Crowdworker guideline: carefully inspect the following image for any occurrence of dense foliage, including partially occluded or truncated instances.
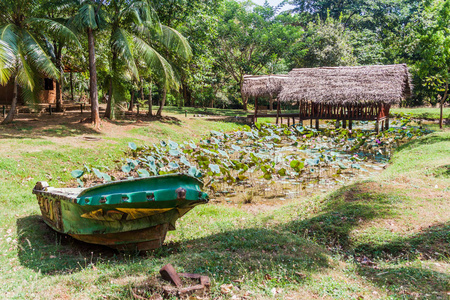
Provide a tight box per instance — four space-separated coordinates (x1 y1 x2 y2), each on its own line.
0 0 448 121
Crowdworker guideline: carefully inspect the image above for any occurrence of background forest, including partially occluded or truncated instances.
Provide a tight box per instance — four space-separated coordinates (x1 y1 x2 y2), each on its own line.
1 0 449 121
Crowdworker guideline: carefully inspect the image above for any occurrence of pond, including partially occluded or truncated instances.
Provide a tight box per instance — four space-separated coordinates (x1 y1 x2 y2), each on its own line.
72 117 431 203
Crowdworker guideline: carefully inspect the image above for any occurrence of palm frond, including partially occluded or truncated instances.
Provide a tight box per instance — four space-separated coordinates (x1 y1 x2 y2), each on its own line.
133 35 178 88
159 25 192 61
22 30 59 79
0 39 16 85
0 24 19 54
17 51 36 91
27 18 81 47
111 28 139 79
71 3 98 31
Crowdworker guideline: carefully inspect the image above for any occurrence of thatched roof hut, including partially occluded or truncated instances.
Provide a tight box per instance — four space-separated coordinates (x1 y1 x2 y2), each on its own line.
242 74 289 98
278 64 412 104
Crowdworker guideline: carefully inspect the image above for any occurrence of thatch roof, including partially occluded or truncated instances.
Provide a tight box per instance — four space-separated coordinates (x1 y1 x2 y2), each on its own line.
242 74 289 98
278 64 412 104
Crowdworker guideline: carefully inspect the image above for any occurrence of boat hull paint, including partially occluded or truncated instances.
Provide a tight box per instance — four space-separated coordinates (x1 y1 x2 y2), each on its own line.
34 174 208 250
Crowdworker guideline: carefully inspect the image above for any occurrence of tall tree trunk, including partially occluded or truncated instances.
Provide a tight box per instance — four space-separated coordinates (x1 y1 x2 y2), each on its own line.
156 85 166 116
54 46 63 112
87 27 100 127
70 70 74 102
104 79 113 119
105 52 117 119
2 77 18 124
140 77 144 105
129 89 134 111
440 82 448 129
269 97 274 110
148 79 152 116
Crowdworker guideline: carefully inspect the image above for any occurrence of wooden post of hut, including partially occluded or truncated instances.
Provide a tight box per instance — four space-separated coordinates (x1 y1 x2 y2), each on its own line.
276 100 280 125
385 104 390 130
253 97 258 124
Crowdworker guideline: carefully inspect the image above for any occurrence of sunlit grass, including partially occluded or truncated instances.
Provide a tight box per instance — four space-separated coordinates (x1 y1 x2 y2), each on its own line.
0 109 448 299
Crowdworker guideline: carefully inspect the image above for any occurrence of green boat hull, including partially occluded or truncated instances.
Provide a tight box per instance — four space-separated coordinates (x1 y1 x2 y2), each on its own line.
33 174 208 250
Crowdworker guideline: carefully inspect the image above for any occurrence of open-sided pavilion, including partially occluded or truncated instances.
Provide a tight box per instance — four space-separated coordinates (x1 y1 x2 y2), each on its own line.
243 64 413 132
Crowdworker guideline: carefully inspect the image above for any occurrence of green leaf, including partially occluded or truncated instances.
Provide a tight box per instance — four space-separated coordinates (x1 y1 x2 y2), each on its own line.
290 160 300 168
102 173 112 181
76 178 84 187
188 166 202 178
209 163 221 174
169 140 179 149
168 162 180 169
71 169 84 178
263 173 272 180
122 165 132 173
93 168 103 179
180 156 191 167
169 149 181 156
277 168 287 176
128 142 137 151
137 169 150 177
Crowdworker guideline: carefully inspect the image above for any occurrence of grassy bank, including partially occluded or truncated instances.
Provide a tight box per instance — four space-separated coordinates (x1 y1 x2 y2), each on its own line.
390 107 450 120
0 109 448 299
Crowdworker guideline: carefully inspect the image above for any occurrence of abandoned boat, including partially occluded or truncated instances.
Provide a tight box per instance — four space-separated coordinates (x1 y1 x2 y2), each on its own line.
32 174 209 251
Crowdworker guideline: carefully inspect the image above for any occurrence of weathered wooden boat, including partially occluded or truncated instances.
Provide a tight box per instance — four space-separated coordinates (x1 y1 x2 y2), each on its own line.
32 174 209 251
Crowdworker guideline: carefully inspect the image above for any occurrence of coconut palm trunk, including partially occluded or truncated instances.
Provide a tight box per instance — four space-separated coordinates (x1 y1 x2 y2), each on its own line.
156 85 166 116
2 77 18 124
148 78 152 116
104 79 113 119
55 48 63 112
440 82 448 129
87 27 100 127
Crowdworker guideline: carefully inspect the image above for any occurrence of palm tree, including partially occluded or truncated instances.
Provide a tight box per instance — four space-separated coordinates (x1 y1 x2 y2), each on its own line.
69 0 106 127
39 1 81 112
102 0 192 119
0 0 75 124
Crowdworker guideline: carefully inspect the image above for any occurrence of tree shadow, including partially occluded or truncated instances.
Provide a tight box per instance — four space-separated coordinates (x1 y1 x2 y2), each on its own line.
283 181 450 298
17 214 330 278
358 263 449 299
284 181 399 253
114 114 183 126
16 215 119 275
395 133 449 152
356 222 450 261
1 112 100 139
112 227 331 299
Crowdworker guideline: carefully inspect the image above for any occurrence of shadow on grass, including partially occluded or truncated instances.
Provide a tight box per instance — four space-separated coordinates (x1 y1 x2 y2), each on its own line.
17 214 330 279
114 227 331 299
16 215 118 275
0 113 100 139
285 181 399 253
286 181 450 259
395 132 450 152
356 222 450 260
357 264 450 298
111 114 183 126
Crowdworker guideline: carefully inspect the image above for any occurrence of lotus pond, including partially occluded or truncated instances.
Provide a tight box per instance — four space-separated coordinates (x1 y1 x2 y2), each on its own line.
70 117 431 203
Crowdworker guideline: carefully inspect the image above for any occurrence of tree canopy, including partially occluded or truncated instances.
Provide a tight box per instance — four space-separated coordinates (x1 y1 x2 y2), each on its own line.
0 0 447 120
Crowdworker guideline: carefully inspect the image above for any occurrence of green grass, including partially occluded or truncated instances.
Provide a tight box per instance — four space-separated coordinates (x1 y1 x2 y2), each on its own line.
391 107 450 119
0 110 449 299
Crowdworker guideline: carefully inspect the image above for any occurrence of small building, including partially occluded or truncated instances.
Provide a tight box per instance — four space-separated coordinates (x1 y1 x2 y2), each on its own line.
242 74 289 124
0 78 57 105
244 64 413 132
